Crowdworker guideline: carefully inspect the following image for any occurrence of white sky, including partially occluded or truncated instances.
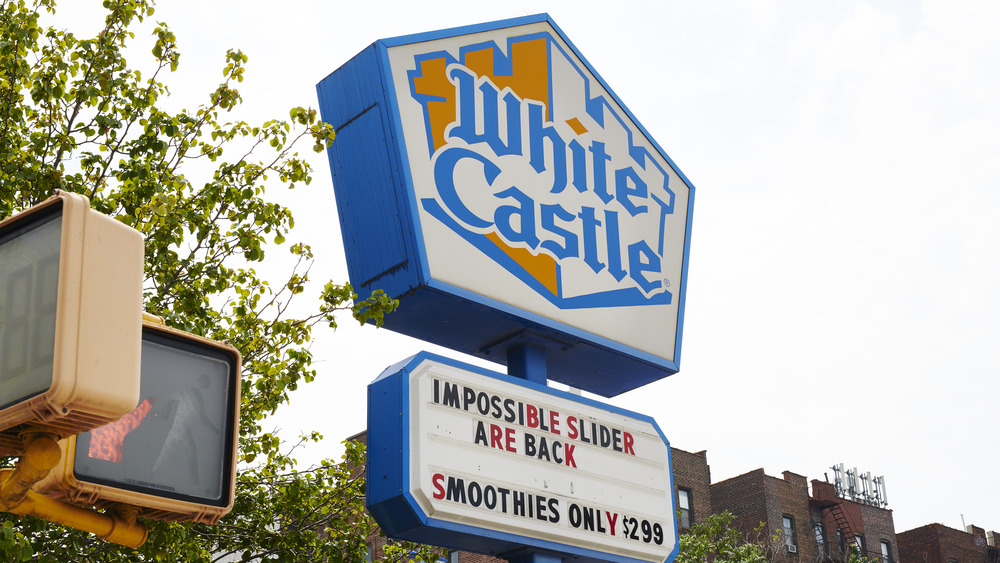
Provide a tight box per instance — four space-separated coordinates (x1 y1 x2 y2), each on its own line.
51 0 1000 538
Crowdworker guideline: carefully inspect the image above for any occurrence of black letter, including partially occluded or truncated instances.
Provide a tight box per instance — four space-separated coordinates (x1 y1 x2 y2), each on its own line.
498 487 511 513
468 481 482 507
513 491 526 517
583 506 595 531
600 425 612 448
446 477 467 504
535 495 548 521
463 387 476 411
474 421 488 447
442 382 461 408
484 485 497 509
569 503 582 528
477 392 490 415
504 399 516 422
537 436 550 462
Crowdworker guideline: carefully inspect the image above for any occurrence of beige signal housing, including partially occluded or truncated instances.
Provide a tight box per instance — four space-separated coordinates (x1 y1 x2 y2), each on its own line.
35 320 242 526
0 191 143 455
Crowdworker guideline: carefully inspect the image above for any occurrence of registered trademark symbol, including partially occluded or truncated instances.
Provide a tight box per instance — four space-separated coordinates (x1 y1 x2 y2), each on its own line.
663 278 671 288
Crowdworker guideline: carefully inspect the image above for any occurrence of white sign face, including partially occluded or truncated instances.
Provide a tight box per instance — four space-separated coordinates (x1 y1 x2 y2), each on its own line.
385 19 692 364
405 358 677 563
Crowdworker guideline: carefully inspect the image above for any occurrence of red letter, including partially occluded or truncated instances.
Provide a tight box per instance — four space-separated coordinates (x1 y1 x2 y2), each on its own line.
526 404 539 428
606 511 619 536
490 423 503 449
567 416 578 439
432 473 445 499
505 427 517 452
623 432 635 456
550 410 560 435
564 443 577 468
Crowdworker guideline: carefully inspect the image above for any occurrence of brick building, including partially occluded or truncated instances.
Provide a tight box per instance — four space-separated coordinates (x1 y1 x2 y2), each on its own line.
354 434 1000 563
705 465 896 563
809 478 897 563
670 448 712 531
896 523 1000 563
711 469 812 560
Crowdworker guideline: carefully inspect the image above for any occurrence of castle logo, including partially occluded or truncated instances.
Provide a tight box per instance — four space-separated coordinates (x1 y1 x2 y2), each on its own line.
402 31 682 310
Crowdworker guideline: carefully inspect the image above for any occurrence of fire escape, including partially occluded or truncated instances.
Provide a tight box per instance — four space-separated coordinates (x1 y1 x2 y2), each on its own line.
810 496 860 560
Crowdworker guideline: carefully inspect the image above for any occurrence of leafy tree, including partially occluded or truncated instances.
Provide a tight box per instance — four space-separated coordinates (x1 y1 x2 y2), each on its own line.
675 512 882 563
0 0 439 560
848 543 881 563
675 512 768 563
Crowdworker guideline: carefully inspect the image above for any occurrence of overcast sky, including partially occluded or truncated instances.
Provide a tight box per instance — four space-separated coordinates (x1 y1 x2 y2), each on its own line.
54 0 1000 537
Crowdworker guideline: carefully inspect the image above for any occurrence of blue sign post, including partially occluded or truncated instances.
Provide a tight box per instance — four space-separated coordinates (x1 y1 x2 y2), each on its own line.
507 346 561 563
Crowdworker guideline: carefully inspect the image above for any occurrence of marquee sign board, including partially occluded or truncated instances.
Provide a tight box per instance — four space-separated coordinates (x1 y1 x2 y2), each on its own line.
367 352 678 563
318 14 695 397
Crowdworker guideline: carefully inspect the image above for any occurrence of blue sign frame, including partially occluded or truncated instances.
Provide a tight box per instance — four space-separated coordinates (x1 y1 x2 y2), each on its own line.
317 14 696 397
367 351 679 563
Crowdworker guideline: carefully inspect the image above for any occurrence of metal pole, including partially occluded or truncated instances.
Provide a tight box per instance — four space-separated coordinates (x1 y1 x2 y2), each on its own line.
4 487 148 548
0 434 148 548
506 343 562 563
507 343 547 385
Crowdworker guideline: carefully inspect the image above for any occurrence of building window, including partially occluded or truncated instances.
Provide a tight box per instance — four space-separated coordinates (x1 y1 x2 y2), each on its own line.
814 521 828 557
880 540 892 563
677 488 693 529
855 534 867 557
783 515 797 553
837 529 846 554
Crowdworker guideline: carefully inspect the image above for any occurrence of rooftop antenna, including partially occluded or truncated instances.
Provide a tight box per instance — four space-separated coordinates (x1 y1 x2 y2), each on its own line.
847 467 859 502
831 464 846 498
874 475 888 507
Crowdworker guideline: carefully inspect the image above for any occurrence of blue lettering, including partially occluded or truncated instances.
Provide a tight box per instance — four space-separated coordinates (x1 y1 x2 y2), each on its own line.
588 141 613 204
628 240 662 294
433 147 499 229
615 167 648 217
449 67 521 155
528 102 567 194
425 62 676 298
479 82 522 156
449 67 481 145
494 187 540 249
540 204 579 260
604 210 626 282
578 206 605 274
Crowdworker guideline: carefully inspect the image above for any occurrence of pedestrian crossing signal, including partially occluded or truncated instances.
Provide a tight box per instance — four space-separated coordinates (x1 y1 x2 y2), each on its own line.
36 318 241 524
0 191 143 455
